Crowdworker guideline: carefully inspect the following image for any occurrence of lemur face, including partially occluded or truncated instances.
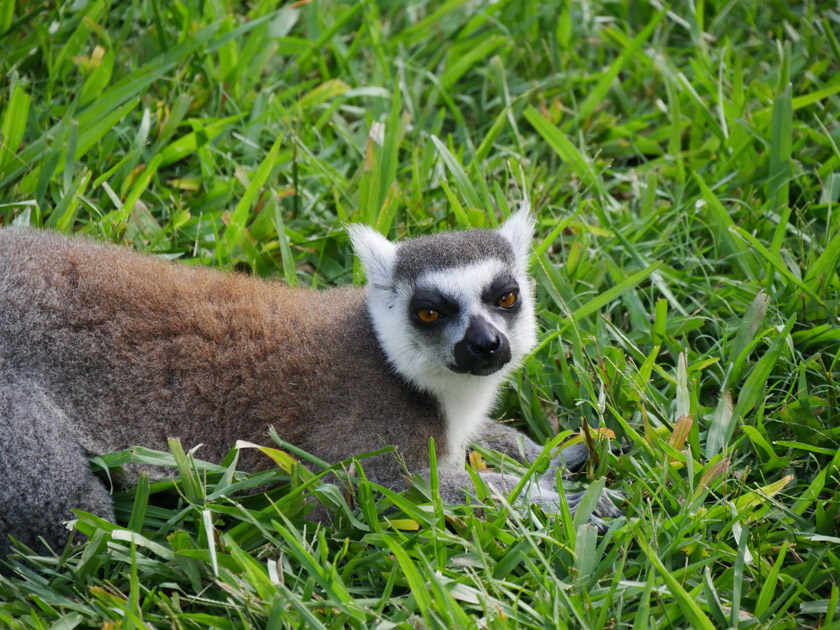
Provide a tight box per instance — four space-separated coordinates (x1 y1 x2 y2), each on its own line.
407 261 520 376
348 207 538 394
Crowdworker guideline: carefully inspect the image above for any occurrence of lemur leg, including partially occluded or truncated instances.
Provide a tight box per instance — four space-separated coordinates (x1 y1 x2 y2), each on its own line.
472 422 592 473
0 372 114 565
421 467 622 522
469 422 623 521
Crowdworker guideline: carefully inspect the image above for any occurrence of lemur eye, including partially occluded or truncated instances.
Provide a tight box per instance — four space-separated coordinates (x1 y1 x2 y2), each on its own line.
497 292 517 308
416 309 440 323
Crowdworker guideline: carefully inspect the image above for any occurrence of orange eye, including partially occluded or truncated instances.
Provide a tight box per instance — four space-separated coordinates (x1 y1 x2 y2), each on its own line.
497 292 517 308
417 309 440 323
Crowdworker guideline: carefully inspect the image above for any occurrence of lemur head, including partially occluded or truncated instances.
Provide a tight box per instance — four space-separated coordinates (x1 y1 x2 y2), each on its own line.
347 207 538 396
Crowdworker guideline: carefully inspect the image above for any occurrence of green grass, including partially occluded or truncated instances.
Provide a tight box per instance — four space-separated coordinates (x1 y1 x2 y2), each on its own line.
1 0 840 627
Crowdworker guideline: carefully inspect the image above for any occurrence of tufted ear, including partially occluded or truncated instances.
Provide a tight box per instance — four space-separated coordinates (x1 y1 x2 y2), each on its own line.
346 223 397 288
497 202 535 269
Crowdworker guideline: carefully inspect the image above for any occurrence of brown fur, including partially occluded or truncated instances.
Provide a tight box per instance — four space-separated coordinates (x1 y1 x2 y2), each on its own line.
0 228 444 481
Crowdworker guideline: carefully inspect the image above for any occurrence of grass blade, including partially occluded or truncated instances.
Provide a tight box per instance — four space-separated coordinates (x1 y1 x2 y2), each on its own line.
736 312 796 421
441 35 507 90
0 78 30 178
549 254 662 327
564 8 665 132
730 225 824 305
705 390 733 460
271 195 297 287
804 227 840 294
224 133 283 261
636 534 716 630
693 171 759 280
0 0 13 35
431 134 481 210
767 83 792 254
524 106 604 195
724 290 769 388
755 541 788 618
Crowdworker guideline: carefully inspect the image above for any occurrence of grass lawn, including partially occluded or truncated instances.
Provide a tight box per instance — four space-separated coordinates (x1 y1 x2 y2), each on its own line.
1 0 839 627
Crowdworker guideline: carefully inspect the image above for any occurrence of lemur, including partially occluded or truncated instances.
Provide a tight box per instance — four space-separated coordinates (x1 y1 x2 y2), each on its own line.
0 208 620 562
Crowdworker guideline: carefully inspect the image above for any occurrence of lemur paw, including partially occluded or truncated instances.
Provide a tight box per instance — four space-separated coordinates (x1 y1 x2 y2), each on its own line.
565 487 624 520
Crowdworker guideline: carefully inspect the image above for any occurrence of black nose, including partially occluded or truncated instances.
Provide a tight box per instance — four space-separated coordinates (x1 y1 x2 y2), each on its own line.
452 316 511 375
468 333 501 355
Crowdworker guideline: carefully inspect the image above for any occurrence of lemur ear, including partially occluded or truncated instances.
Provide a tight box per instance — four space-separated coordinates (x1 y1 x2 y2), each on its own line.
346 223 397 287
498 202 535 268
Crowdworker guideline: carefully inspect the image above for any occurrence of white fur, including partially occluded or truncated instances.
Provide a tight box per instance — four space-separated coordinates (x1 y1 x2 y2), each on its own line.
349 211 537 468
498 203 535 275
346 224 396 288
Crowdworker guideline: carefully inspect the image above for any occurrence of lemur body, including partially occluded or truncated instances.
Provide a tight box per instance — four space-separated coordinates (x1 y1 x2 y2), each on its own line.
0 210 619 562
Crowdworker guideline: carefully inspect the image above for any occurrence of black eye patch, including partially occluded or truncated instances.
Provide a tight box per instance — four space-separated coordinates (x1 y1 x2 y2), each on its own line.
481 273 520 306
409 286 459 327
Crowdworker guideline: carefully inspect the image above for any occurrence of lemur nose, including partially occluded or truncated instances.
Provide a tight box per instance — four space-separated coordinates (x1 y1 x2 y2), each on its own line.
452 316 512 375
468 333 501 356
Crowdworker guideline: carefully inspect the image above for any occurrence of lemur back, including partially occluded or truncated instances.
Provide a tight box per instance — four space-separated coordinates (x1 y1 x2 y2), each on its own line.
0 228 443 477
0 211 621 566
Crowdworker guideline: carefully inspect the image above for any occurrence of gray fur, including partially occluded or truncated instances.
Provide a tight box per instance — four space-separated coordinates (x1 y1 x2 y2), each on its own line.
0 220 619 565
393 230 514 282
0 371 115 560
475 422 593 473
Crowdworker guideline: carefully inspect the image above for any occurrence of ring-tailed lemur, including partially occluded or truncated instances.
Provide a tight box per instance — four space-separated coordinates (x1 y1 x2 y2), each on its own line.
0 208 620 563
